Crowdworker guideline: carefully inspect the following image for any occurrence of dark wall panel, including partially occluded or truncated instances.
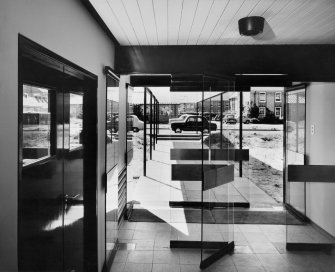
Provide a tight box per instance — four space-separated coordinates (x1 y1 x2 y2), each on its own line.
115 45 335 82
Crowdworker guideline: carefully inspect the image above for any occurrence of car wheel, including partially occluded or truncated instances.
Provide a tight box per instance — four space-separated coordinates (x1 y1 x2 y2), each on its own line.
175 128 182 133
203 128 209 134
245 120 250 124
133 127 139 132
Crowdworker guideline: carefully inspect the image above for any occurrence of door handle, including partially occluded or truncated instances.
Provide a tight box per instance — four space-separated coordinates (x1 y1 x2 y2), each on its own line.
64 194 80 202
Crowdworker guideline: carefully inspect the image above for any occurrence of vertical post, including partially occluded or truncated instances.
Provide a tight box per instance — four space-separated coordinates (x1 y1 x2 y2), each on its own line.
153 99 156 150
150 94 153 160
220 93 223 149
239 91 243 177
156 100 158 143
144 89 147 176
157 102 159 141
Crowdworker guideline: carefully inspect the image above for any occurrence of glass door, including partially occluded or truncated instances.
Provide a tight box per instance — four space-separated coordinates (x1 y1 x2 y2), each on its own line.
18 36 98 272
200 75 235 269
285 86 306 215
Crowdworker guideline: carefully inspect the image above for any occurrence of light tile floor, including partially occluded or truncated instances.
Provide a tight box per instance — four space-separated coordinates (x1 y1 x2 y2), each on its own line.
111 222 335 272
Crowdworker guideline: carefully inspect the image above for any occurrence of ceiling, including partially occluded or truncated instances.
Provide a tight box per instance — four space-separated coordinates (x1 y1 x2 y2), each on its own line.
89 0 335 46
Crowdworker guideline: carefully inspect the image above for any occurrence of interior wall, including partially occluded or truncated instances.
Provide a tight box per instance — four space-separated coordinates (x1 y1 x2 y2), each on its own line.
306 82 335 237
0 0 115 271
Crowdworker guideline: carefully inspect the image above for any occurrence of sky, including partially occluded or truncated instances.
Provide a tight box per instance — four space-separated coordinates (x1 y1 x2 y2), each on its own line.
133 87 223 104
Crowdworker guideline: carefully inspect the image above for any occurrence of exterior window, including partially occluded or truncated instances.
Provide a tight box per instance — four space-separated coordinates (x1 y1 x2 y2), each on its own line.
259 92 266 102
69 93 83 150
259 107 266 117
275 92 282 102
275 107 282 118
22 84 53 166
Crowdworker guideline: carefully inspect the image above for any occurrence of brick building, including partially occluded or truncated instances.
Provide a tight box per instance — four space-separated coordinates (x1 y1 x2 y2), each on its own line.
250 87 284 119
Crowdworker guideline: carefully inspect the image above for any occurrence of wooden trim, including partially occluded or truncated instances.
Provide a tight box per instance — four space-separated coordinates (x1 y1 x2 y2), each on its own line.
169 201 250 209
170 241 228 249
171 164 227 181
170 148 249 161
288 165 335 183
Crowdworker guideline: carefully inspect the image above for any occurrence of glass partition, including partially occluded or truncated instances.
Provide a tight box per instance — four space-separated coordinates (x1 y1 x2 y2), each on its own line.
200 75 235 269
285 88 306 215
105 73 119 265
285 85 335 250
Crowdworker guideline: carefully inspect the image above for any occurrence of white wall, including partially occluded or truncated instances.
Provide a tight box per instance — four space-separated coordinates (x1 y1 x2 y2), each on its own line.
306 82 335 237
0 0 115 270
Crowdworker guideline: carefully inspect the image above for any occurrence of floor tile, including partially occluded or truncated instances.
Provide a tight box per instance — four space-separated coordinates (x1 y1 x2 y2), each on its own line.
153 250 180 264
233 245 253 254
235 266 265 272
249 243 279 254
110 262 125 272
179 249 201 265
118 230 135 240
232 254 262 267
123 263 152 272
134 239 155 250
180 264 202 272
256 253 289 267
152 264 181 272
114 251 128 263
127 250 153 264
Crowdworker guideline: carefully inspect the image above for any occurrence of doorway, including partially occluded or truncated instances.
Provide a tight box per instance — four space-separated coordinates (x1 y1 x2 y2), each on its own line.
18 36 98 271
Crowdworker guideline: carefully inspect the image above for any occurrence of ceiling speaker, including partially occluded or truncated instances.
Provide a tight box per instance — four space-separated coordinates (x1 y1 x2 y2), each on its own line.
238 16 265 36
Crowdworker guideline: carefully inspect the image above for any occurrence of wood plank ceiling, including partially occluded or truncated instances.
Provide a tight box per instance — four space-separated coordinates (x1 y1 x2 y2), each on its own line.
89 0 335 45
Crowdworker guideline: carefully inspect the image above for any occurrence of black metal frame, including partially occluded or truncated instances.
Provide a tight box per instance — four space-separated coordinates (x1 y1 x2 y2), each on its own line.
143 88 159 176
283 84 307 218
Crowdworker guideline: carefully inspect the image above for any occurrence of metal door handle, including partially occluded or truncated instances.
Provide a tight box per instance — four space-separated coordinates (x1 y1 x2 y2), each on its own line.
64 194 80 202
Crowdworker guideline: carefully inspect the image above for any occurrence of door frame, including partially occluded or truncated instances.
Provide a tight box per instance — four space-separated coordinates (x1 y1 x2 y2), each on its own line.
283 83 308 221
104 66 120 272
18 34 98 271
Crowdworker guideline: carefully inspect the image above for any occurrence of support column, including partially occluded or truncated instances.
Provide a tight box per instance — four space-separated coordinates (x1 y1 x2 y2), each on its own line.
144 89 147 176
150 94 153 160
239 91 243 177
220 93 223 149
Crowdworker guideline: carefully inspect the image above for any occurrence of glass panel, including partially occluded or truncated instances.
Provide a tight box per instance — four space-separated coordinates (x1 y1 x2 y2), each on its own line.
127 88 144 212
285 89 305 214
69 93 83 150
201 76 235 268
106 76 119 172
20 83 62 271
105 74 119 263
22 84 52 165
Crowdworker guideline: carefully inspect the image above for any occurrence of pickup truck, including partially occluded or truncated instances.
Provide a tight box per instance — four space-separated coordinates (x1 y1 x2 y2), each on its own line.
170 115 217 133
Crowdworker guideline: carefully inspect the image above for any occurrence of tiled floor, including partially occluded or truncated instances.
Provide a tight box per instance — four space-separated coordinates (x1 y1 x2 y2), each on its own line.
110 222 335 272
122 141 335 271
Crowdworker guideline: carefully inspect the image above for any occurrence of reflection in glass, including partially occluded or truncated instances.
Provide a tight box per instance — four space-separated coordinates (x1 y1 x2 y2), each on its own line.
286 89 305 214
69 93 83 150
106 77 119 172
23 84 51 165
105 74 119 265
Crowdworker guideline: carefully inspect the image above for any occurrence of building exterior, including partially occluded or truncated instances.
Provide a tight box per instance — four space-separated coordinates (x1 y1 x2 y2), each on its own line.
250 88 284 119
178 102 196 114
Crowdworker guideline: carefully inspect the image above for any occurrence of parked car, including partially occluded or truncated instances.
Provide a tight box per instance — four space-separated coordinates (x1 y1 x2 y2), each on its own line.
235 116 253 124
170 115 217 133
107 114 144 132
223 114 237 124
169 114 190 124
